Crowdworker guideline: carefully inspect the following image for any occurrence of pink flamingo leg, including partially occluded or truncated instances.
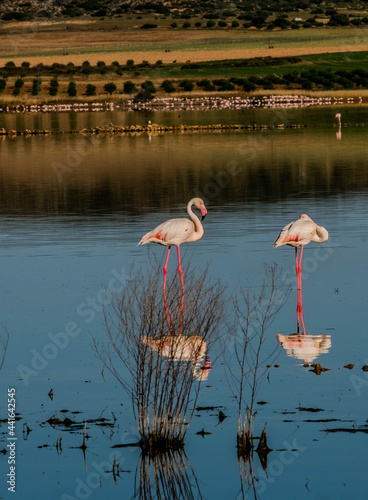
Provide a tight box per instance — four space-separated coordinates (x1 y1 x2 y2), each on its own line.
298 246 303 291
163 246 173 332
295 247 305 334
297 286 306 334
177 246 185 334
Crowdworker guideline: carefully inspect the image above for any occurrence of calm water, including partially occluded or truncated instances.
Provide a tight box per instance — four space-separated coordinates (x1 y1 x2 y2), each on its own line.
1 106 368 500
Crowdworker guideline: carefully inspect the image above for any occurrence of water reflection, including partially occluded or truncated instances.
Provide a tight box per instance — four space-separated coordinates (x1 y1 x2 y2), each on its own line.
133 450 202 500
277 333 331 363
1 117 368 216
142 334 211 381
276 293 331 363
0 328 9 370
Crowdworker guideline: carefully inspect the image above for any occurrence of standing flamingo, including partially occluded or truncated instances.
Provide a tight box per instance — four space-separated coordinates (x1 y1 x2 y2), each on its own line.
138 197 207 298
274 214 328 333
335 113 342 139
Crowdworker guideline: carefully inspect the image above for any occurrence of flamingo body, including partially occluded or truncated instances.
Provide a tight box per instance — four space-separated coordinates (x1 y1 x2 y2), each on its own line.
139 218 196 247
138 198 208 323
274 214 328 248
274 214 328 334
138 197 207 248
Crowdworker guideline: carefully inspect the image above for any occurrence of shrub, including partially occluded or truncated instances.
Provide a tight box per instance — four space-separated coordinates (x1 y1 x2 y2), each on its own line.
5 61 16 68
123 81 137 94
67 81 77 96
203 12 219 19
161 80 175 93
179 80 194 91
141 23 158 29
31 78 41 95
213 78 235 91
0 79 6 92
170 22 177 28
134 89 153 101
104 82 117 94
183 22 190 28
328 13 349 26
141 80 156 93
126 59 135 67
218 20 227 27
81 60 91 75
195 21 202 27
231 20 239 27
49 78 59 96
206 20 215 28
67 62 76 75
242 79 256 92
97 60 107 74
197 80 215 91
85 84 96 96
13 78 24 95
21 61 30 68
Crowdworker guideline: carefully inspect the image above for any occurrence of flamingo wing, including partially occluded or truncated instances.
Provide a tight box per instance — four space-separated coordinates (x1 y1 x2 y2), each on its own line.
139 218 195 247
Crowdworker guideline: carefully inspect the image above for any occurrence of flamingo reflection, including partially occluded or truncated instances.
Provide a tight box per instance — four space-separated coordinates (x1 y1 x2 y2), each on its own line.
142 334 211 381
276 290 331 363
276 332 331 363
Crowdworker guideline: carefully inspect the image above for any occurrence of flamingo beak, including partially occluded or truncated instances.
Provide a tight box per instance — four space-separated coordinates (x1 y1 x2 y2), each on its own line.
201 205 207 221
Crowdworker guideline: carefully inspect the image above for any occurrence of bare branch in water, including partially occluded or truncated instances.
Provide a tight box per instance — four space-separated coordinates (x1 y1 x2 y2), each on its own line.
221 263 290 440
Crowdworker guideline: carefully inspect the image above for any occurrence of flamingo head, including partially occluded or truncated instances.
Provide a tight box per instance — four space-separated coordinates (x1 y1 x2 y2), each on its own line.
195 198 207 220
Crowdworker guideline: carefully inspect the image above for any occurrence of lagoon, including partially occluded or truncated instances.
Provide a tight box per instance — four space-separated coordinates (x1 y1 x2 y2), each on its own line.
0 104 368 499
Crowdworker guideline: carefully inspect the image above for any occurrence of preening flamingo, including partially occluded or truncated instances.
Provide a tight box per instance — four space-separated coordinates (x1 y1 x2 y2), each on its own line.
138 197 207 293
274 214 328 333
274 214 328 285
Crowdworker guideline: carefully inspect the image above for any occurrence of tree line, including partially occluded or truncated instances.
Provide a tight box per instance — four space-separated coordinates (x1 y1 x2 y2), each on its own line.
1 68 368 98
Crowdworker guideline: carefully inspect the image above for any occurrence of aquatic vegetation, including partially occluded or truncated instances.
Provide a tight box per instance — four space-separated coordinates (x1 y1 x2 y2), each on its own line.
222 264 290 453
94 262 226 453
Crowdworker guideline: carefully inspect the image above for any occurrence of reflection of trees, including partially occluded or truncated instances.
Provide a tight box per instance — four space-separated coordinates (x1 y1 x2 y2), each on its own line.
94 263 225 452
0 327 9 370
1 133 368 215
133 450 202 500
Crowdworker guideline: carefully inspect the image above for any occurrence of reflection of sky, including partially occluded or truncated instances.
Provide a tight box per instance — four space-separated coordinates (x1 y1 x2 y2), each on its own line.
1 116 368 499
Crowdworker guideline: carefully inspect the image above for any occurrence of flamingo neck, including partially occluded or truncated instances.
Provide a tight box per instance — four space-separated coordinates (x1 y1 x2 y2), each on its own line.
186 201 204 241
313 225 329 243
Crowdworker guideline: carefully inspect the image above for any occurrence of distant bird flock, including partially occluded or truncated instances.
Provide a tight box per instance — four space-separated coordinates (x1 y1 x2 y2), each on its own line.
0 95 363 114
